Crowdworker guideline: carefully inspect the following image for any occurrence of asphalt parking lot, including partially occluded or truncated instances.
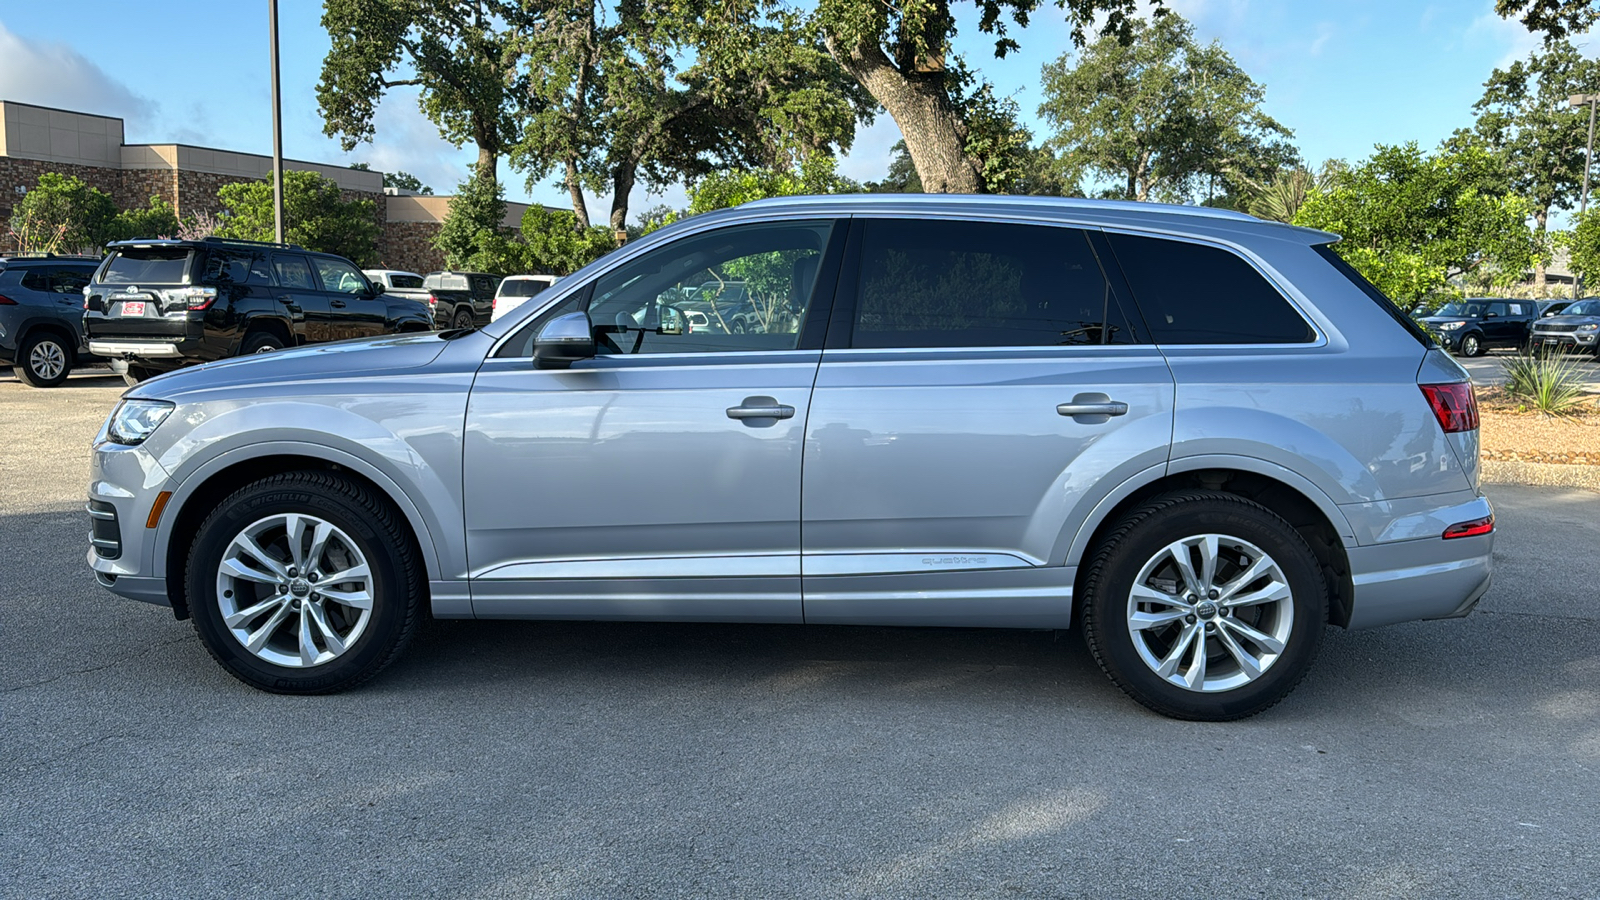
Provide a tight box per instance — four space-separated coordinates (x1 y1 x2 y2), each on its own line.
3 373 1599 898
1458 349 1600 391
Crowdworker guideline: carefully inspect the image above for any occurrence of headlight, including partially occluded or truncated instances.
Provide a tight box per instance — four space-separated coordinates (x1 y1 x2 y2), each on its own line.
1577 323 1598 332
106 399 175 446
1437 321 1465 331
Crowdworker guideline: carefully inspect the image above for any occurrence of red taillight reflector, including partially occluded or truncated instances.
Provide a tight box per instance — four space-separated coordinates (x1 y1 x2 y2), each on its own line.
1420 382 1479 433
427 294 439 307
1443 514 1494 539
0 294 15 305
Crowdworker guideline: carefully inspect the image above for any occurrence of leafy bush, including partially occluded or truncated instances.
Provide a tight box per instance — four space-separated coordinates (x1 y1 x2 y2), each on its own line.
1502 348 1593 414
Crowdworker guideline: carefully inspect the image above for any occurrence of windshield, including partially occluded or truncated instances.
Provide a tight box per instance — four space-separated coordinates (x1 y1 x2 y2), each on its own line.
1561 299 1600 316
101 248 191 284
1434 302 1486 318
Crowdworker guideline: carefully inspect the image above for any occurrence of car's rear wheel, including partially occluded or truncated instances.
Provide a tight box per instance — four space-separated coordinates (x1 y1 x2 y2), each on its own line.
1459 332 1483 357
1080 491 1328 721
186 471 424 694
242 332 285 354
451 309 475 330
13 332 71 387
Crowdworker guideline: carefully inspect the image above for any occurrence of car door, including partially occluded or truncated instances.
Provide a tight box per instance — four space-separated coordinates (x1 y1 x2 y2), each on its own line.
462 219 844 621
270 253 324 344
43 266 93 348
800 217 1175 628
311 256 387 340
1481 301 1511 348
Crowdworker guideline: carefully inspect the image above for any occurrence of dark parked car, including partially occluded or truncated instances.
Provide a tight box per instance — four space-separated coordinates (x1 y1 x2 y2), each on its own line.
84 237 433 384
422 271 500 330
0 253 102 386
1530 297 1600 355
1419 298 1537 357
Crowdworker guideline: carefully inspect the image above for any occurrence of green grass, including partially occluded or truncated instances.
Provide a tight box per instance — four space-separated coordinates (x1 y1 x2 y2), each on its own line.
1502 348 1593 415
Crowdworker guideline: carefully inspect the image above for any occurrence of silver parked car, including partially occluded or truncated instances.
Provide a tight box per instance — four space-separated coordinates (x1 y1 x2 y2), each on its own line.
87 196 1493 720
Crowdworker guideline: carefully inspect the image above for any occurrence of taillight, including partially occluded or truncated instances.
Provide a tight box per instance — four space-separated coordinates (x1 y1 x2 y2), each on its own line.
1419 382 1478 433
1443 514 1494 539
427 293 439 307
159 286 217 311
0 294 15 306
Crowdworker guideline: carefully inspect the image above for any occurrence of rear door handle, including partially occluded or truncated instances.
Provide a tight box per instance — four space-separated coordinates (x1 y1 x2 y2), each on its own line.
1057 393 1128 423
726 396 795 421
331 299 347 308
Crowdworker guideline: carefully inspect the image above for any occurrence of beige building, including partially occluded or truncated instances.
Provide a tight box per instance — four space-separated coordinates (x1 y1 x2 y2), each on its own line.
0 99 529 273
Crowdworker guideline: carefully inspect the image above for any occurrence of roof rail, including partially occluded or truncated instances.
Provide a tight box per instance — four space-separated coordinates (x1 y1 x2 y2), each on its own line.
739 193 1263 223
0 251 102 260
200 236 306 251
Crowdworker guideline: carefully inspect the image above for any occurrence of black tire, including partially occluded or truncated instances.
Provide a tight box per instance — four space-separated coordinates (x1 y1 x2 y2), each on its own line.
1459 332 1483 357
1080 491 1328 721
451 309 475 330
185 470 424 694
12 331 72 387
241 331 285 354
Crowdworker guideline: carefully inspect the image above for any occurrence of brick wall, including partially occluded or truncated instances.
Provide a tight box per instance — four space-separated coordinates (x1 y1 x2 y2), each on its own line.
0 157 128 251
380 220 446 274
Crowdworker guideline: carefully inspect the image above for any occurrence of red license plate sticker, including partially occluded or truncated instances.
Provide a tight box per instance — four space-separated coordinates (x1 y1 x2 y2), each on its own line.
121 301 145 316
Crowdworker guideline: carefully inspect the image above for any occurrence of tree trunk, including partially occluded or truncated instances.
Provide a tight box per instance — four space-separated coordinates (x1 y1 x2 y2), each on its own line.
1534 207 1548 293
824 37 981 194
609 162 635 235
475 145 497 187
566 158 591 231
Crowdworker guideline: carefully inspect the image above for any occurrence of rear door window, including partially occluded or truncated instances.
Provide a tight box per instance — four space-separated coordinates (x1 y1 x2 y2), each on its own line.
848 218 1138 348
1106 233 1315 344
100 248 192 285
273 255 317 290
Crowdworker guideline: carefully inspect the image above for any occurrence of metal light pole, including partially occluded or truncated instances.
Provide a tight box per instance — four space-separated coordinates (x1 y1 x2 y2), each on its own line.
1569 93 1598 299
269 0 285 245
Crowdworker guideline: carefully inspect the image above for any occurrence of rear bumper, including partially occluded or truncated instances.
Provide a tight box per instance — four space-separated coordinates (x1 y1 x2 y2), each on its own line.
1344 530 1494 629
88 340 184 358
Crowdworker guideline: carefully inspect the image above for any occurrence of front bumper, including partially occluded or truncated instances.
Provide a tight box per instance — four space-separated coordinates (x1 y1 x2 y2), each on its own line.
87 439 176 609
1530 331 1598 350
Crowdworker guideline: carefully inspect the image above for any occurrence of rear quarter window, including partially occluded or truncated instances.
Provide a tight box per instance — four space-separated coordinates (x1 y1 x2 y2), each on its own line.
1106 232 1315 344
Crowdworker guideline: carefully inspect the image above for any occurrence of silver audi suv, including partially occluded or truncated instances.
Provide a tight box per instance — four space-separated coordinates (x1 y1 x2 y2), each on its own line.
87 196 1493 720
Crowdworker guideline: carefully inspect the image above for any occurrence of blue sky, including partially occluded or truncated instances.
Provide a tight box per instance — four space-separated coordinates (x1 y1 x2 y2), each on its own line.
0 0 1587 221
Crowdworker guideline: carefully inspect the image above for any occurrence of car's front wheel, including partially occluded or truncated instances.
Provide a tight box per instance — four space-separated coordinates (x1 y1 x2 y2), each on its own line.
186 471 424 693
1459 332 1483 357
13 332 71 387
1080 491 1328 721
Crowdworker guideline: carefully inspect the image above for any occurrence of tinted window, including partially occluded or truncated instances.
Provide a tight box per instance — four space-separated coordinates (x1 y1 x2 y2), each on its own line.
21 269 50 291
588 221 833 354
313 257 367 294
850 219 1137 348
1107 233 1315 344
273 255 316 290
52 267 92 293
390 274 424 290
502 279 548 298
101 248 191 284
199 250 270 286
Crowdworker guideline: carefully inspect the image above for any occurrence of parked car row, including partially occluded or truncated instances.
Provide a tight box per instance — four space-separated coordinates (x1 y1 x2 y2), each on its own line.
2 240 570 388
1414 296 1600 357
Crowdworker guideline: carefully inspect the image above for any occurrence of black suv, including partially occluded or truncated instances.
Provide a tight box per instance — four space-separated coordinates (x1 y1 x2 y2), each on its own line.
84 238 434 384
1418 297 1537 357
0 254 102 387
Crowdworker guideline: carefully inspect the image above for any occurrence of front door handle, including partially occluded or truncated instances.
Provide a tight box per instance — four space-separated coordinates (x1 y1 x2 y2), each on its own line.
727 396 795 421
1057 393 1129 424
331 299 347 308
278 295 295 305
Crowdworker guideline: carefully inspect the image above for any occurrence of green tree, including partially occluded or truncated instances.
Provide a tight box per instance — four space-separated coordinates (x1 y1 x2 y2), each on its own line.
1037 12 1296 204
511 1 871 232
7 172 116 253
808 0 1151 193
351 163 435 194
863 140 923 192
1562 207 1600 285
433 171 514 271
106 197 182 242
317 0 527 184
214 171 381 265
519 205 616 274
1497 0 1598 42
1293 143 1538 306
1463 38 1600 290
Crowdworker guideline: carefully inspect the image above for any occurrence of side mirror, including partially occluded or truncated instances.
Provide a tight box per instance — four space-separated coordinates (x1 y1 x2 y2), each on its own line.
369 281 386 297
658 305 685 335
1485 311 1498 318
533 311 595 369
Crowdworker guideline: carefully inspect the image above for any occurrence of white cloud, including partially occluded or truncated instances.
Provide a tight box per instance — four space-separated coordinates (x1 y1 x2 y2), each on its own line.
333 94 474 196
0 21 155 122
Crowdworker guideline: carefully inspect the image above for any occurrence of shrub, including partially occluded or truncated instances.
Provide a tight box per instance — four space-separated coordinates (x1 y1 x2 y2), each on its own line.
1502 348 1593 414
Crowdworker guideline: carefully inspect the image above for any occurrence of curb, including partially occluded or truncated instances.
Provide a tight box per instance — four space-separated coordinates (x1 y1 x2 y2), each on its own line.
1482 459 1600 492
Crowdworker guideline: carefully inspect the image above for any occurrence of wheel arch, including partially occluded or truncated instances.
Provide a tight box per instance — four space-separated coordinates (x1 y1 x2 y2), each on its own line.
14 317 79 354
1066 458 1356 628
156 444 443 620
235 315 294 353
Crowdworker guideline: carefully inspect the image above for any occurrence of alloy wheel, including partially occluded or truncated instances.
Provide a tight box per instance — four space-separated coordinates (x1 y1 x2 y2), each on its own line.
214 513 374 668
29 339 66 381
1125 533 1294 693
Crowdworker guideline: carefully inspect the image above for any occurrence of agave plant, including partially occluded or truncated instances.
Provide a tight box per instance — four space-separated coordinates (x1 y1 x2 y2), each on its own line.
1502 348 1594 415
